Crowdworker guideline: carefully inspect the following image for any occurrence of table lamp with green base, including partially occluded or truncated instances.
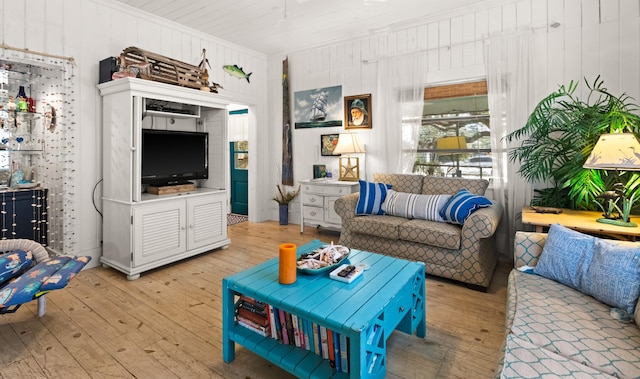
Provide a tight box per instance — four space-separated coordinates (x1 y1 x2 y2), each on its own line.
583 133 640 227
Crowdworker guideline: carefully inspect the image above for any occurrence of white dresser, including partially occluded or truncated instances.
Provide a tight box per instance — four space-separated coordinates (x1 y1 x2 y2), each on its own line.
299 180 359 233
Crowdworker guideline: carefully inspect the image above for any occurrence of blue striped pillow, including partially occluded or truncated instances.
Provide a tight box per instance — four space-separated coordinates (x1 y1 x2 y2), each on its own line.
382 190 451 222
356 180 392 215
439 189 492 224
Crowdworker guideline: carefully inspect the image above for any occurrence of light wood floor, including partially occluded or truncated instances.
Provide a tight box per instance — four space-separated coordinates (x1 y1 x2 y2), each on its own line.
0 221 510 379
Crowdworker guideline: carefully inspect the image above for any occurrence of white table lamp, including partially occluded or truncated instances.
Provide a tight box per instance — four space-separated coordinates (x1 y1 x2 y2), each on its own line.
333 132 365 181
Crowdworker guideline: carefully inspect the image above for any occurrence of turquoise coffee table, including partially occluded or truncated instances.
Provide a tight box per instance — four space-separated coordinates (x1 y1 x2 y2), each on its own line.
222 240 426 379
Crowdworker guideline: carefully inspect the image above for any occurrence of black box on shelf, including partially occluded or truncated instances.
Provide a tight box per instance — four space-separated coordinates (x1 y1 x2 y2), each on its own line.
99 57 118 84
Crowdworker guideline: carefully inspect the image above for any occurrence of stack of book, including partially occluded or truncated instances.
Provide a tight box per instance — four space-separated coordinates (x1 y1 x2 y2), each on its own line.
235 295 270 337
234 294 350 374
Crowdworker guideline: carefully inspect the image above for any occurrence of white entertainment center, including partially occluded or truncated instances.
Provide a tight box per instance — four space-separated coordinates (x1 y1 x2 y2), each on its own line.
98 78 231 280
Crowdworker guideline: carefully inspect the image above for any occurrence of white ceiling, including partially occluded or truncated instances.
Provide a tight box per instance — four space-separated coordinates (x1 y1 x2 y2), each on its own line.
113 0 491 55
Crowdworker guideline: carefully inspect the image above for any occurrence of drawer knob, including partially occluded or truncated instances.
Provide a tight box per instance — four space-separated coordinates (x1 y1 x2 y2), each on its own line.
310 211 317 216
310 198 317 203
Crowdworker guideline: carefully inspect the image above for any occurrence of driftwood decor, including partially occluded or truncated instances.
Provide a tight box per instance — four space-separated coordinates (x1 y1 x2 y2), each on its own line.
119 46 208 90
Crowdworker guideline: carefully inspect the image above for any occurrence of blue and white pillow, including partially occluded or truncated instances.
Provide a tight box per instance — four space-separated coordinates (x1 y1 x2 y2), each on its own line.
356 180 392 215
382 190 451 222
534 223 596 290
583 239 640 315
439 189 492 225
0 250 33 286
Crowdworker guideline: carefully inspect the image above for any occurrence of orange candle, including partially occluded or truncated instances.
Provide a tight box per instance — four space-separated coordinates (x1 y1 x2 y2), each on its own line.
279 243 297 285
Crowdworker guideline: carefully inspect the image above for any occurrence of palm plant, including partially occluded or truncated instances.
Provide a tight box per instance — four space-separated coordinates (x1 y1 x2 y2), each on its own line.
506 77 640 211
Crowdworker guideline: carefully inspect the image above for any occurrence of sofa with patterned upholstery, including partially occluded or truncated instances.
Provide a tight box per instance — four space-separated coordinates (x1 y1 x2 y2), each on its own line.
498 228 640 378
334 173 503 290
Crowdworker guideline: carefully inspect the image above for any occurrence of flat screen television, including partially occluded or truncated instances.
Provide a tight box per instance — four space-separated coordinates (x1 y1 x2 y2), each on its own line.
141 129 208 186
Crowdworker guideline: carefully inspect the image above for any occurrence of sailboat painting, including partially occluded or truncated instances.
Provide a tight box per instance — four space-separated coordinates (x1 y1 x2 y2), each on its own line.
294 85 343 129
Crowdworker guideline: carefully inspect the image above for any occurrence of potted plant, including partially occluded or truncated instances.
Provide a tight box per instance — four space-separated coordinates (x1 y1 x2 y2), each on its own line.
273 183 300 225
506 77 640 211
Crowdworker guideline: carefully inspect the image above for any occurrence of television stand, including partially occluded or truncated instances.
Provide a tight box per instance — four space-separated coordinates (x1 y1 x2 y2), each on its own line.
147 182 196 195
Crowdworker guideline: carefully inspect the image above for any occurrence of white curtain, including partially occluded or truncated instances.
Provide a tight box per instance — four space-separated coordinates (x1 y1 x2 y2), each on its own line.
228 112 248 142
485 30 537 260
373 52 426 175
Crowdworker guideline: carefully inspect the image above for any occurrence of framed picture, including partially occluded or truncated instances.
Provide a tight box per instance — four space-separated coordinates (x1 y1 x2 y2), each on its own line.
294 85 343 129
320 134 339 156
344 94 372 129
313 164 327 179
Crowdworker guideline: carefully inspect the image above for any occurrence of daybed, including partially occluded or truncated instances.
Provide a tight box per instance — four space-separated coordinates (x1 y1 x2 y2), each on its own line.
498 227 640 378
334 173 502 290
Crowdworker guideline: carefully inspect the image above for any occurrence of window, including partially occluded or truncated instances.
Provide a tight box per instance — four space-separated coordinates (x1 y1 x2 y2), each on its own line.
414 81 491 179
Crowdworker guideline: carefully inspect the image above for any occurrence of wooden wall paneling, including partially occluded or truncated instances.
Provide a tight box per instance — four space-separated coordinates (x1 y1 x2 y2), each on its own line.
531 0 548 28
488 6 503 35
43 0 65 55
439 19 451 70
546 29 566 92
580 25 600 98
211 43 226 89
320 46 331 83
475 9 490 37
620 0 640 20
599 20 621 95
564 0 582 28
515 0 532 29
450 16 464 68
546 0 565 28
376 33 389 61
462 13 476 43
501 2 518 32
474 10 490 66
0 1 4 44
388 30 401 56
564 0 583 84
619 14 640 102
25 0 46 54
406 26 419 52
331 44 343 87
582 0 601 26
461 14 477 67
138 18 162 55
416 24 429 51
223 45 239 91
105 5 129 55
601 0 620 23
530 32 547 103
93 3 117 59
563 26 583 87
427 22 440 72
360 41 377 93
3 1 26 48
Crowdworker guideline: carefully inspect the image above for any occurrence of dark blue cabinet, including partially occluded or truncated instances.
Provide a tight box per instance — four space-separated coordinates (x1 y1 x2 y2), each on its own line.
0 188 47 245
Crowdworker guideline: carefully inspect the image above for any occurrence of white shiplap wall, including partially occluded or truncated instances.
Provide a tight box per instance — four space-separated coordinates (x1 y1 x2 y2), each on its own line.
0 0 268 267
1 0 639 261
268 0 640 225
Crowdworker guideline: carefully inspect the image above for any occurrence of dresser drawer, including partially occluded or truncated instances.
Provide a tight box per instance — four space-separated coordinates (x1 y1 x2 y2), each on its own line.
302 205 324 221
382 281 412 337
301 193 323 206
302 183 355 196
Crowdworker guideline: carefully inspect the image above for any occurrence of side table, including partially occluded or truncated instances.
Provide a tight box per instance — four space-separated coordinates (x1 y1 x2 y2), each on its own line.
521 206 640 241
299 180 359 233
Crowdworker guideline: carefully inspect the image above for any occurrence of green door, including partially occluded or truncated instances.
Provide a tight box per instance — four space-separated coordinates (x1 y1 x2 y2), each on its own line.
230 140 248 215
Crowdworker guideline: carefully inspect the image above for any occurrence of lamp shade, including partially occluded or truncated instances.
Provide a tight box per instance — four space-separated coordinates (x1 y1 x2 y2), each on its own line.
583 133 640 170
333 132 366 155
436 136 467 154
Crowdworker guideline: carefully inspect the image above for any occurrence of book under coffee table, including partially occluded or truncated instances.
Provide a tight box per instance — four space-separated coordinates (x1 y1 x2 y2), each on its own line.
222 239 426 379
